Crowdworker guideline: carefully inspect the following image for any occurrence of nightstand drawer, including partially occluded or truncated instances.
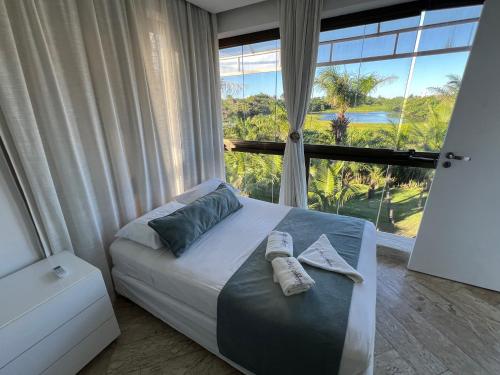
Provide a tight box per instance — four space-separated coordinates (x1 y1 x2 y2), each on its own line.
0 270 106 368
0 295 114 375
41 317 120 375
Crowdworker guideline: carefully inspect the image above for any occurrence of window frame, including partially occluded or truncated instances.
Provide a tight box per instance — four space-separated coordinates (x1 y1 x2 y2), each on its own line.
219 0 483 169
219 0 484 48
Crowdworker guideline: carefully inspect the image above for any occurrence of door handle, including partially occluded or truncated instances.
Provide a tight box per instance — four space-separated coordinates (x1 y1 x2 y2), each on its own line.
446 152 471 161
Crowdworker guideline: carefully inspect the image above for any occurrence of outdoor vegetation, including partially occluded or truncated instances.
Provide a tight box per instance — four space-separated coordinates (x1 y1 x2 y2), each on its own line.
222 70 461 238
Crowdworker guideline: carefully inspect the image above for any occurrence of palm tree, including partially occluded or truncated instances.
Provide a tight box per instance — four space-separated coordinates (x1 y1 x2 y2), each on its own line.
429 74 462 98
409 103 448 152
365 164 386 199
308 160 343 212
314 67 393 144
224 151 282 203
409 74 462 153
308 160 364 212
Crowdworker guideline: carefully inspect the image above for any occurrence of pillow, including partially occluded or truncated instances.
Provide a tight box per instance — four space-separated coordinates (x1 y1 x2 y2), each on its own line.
174 178 239 204
115 201 185 249
148 184 243 257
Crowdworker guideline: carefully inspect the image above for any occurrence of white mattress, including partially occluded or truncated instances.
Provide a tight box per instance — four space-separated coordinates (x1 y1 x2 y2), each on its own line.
110 197 376 375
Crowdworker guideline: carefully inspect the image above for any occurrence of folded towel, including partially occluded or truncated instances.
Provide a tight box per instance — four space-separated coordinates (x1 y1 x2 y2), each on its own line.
298 234 364 283
265 231 293 261
271 257 315 296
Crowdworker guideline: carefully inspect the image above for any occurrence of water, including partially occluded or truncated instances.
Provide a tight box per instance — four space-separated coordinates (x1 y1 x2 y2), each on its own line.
319 111 400 124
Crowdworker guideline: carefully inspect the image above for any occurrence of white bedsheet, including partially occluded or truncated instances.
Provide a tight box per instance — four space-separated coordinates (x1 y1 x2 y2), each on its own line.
110 196 376 375
110 197 291 318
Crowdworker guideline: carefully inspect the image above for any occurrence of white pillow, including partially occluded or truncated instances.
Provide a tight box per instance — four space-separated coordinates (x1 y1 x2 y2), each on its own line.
174 178 238 204
116 200 185 249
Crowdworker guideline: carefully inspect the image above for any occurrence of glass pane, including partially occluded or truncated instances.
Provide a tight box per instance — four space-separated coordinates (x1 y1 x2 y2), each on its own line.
220 40 287 142
242 49 279 75
399 52 470 151
418 23 478 52
380 16 421 32
396 31 418 54
220 56 241 76
320 23 378 42
360 34 397 58
307 56 413 148
376 166 435 238
225 152 282 203
219 46 243 59
331 39 365 62
317 44 331 63
423 5 482 25
220 44 245 141
243 40 280 54
307 63 362 147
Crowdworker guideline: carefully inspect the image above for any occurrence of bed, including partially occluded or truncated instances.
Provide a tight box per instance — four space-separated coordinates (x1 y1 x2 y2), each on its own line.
110 195 377 375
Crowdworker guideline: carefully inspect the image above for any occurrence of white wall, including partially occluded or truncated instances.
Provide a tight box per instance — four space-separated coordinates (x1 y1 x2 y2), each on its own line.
0 148 42 278
217 0 413 38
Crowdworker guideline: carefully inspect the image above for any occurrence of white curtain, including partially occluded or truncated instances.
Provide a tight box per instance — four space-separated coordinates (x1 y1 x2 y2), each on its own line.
278 0 322 208
0 0 224 293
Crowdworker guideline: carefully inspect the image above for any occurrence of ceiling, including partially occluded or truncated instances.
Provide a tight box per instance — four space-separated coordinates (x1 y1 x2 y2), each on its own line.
188 0 267 14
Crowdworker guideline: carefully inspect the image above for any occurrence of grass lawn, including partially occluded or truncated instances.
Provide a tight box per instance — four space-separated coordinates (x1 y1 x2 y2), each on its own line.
305 113 396 133
242 179 426 238
311 185 427 238
339 186 427 238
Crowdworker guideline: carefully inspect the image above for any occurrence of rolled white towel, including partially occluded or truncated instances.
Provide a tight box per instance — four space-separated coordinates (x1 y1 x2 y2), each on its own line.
265 231 293 261
298 234 364 283
271 257 315 296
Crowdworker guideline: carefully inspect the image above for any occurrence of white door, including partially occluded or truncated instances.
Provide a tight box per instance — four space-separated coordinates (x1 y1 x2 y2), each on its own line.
408 0 500 292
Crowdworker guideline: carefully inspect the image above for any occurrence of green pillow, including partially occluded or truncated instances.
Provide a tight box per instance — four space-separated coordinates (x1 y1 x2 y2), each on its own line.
148 184 243 257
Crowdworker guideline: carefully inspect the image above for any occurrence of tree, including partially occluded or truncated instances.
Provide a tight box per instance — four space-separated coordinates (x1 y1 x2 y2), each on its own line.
314 67 393 144
429 74 462 98
366 164 386 199
225 151 282 203
405 75 462 152
308 97 332 112
308 159 365 212
409 104 448 152
221 80 243 98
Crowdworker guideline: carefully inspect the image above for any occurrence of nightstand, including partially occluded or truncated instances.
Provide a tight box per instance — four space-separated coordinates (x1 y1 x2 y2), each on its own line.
0 251 120 374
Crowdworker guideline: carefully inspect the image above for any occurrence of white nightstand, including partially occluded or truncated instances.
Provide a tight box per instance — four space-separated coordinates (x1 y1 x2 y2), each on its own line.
0 251 120 375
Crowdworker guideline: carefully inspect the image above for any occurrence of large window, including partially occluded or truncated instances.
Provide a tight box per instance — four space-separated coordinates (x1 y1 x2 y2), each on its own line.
220 40 285 203
219 3 482 239
220 40 286 143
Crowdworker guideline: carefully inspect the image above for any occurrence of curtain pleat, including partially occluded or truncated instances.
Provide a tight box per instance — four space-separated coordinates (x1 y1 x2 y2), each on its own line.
0 0 224 294
278 0 322 208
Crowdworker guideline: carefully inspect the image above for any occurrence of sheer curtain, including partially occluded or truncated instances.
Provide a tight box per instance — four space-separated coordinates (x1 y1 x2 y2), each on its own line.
0 0 224 293
278 0 322 208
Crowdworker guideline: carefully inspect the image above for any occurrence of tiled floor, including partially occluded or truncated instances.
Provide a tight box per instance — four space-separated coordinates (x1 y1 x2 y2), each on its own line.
80 247 500 374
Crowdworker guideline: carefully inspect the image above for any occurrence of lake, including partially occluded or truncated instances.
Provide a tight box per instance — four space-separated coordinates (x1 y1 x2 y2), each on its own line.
319 111 400 124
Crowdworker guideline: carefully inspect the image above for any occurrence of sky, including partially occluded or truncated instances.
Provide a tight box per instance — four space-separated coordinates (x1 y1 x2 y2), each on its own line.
220 5 481 100
222 52 471 99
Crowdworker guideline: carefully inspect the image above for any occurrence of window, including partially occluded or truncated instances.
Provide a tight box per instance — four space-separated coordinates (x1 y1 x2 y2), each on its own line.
219 3 482 240
220 40 286 143
220 40 285 201
306 5 481 150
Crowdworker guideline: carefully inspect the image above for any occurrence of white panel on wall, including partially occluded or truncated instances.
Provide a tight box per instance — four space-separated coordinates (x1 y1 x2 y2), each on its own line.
0 148 42 278
216 0 413 38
